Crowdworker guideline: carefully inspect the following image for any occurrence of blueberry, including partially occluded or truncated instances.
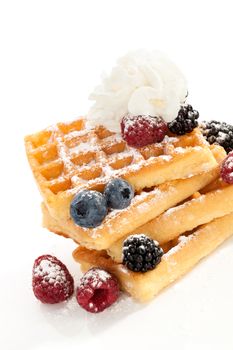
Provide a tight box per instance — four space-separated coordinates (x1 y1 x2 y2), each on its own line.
70 190 107 228
104 178 134 209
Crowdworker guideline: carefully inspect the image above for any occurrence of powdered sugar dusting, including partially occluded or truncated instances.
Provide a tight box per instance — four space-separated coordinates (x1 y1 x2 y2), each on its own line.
163 194 205 219
174 145 202 154
164 234 195 261
162 134 179 144
127 233 148 239
56 136 74 173
225 155 233 169
81 268 111 288
218 131 229 143
64 129 89 140
159 155 172 161
173 146 186 154
34 258 66 285
70 142 96 154
80 269 112 312
123 115 160 133
221 152 233 183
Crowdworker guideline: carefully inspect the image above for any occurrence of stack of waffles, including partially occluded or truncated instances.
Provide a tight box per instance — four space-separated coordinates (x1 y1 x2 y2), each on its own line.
25 118 233 302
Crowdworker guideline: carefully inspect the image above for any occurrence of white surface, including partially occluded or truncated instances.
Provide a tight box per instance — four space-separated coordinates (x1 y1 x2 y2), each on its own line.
1 1 233 349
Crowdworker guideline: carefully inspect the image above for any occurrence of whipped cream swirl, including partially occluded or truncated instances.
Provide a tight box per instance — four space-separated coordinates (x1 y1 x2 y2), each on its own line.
87 50 187 133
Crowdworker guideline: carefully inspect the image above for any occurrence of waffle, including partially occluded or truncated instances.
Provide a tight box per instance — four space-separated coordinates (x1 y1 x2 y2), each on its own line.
73 212 233 302
25 117 233 304
42 166 220 250
108 181 233 262
71 147 233 302
40 142 222 250
25 119 217 226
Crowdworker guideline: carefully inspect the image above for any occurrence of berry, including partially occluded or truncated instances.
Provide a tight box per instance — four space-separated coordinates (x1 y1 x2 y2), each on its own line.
123 234 163 273
32 255 74 304
200 120 233 153
168 104 199 135
121 115 168 148
104 178 134 209
70 190 108 228
221 151 233 184
76 268 120 313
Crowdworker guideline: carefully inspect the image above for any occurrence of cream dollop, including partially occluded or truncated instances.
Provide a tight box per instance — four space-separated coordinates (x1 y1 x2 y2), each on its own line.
87 50 187 132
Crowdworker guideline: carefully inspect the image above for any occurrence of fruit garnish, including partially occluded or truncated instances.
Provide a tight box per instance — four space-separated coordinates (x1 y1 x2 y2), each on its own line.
70 190 108 228
104 178 134 210
32 255 74 304
168 104 199 135
123 234 163 272
76 268 120 313
221 151 233 184
121 115 168 148
200 120 233 153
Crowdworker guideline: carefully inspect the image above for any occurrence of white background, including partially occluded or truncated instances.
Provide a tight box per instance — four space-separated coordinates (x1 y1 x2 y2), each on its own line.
1 1 233 349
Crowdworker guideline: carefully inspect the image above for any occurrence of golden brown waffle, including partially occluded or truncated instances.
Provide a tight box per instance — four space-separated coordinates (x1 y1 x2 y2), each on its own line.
26 117 232 304
25 119 217 224
73 212 233 302
42 167 220 250
107 182 233 262
72 149 233 302
41 143 223 250
42 142 233 303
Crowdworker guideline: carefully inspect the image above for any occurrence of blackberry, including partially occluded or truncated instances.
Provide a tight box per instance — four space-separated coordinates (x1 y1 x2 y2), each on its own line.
122 234 163 273
168 104 199 135
200 120 233 153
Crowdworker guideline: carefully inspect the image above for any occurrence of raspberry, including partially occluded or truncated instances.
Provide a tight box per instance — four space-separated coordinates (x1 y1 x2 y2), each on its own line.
123 234 163 272
221 151 233 184
76 268 120 313
32 255 74 304
121 115 168 148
